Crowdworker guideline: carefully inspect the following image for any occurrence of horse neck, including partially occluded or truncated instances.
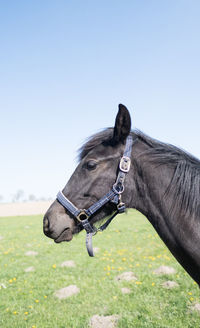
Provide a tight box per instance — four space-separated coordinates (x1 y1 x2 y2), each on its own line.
129 142 174 222
129 140 200 284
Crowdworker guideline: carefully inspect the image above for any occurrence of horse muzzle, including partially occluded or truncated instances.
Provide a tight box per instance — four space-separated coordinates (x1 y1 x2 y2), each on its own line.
43 200 74 243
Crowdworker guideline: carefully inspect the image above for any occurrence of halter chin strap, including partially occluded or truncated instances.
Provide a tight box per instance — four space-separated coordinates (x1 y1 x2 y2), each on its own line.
57 134 134 257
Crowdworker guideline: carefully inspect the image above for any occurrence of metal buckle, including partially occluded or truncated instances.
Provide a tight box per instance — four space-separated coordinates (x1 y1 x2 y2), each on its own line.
77 210 89 222
119 156 131 173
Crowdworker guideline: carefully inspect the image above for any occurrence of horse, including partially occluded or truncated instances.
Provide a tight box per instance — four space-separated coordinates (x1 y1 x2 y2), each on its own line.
44 104 200 285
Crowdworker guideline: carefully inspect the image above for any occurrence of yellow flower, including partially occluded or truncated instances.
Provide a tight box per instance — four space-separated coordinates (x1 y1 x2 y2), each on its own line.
122 258 126 261
188 292 192 295
13 277 16 281
13 311 18 315
9 279 13 283
24 312 28 315
113 296 117 300
190 297 194 301
28 305 33 309
52 264 56 269
135 281 142 285
35 299 39 303
44 295 47 298
152 282 155 286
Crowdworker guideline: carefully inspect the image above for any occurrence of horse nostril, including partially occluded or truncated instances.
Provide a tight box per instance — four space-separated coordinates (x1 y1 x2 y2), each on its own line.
43 217 49 232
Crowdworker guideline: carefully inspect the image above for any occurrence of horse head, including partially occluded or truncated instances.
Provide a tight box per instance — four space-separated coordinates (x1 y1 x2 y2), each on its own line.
43 104 134 245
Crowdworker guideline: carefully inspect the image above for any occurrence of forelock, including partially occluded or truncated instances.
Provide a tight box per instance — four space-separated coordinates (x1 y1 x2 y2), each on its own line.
78 128 114 160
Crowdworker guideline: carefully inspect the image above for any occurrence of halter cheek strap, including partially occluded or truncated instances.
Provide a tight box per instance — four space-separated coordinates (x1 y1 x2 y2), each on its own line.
56 134 134 257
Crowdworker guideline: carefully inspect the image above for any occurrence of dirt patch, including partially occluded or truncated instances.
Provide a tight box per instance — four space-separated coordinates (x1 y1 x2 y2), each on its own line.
54 285 80 299
115 271 137 282
93 247 100 253
153 266 176 275
60 260 76 268
25 251 38 256
0 201 52 217
190 303 200 314
24 266 35 272
89 315 120 328
161 281 179 289
121 287 131 294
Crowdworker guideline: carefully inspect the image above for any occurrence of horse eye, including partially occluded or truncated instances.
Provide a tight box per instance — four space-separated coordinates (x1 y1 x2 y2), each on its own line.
86 160 97 171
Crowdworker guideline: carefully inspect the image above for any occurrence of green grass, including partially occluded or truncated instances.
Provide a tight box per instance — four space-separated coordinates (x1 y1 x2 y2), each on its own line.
0 210 200 328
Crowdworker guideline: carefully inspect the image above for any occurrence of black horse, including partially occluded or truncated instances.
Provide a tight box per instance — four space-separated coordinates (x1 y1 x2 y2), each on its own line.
44 104 200 285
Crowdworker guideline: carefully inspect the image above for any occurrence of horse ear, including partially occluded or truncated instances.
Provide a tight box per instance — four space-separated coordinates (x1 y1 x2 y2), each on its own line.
113 104 131 143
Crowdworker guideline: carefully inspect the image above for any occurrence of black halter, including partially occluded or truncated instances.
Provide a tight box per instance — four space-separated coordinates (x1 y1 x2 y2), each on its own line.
57 134 134 256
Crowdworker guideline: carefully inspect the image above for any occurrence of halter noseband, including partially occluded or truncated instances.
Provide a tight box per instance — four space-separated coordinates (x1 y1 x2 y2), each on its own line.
56 134 134 257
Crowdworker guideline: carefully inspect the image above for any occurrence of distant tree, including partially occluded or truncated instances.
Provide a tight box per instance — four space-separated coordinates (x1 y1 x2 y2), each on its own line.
39 197 46 201
12 190 24 202
0 195 3 202
28 194 36 201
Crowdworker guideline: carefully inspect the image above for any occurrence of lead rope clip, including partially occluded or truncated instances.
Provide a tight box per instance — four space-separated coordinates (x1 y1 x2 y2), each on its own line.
117 194 126 213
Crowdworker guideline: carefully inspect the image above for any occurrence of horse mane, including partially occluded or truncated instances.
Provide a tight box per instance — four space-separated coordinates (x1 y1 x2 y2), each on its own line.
136 131 200 217
79 128 200 218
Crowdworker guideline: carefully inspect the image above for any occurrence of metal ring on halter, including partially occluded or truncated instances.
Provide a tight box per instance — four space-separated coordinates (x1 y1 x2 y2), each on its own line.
112 183 125 195
76 210 89 222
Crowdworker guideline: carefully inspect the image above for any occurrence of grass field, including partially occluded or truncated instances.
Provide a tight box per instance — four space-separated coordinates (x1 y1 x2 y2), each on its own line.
0 210 200 328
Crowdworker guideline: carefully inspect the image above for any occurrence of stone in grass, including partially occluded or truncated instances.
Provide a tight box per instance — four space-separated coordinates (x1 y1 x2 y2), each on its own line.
90 315 120 328
153 266 176 275
0 236 3 241
25 251 38 256
115 272 137 282
54 285 80 299
161 281 179 289
121 287 131 294
24 266 35 273
190 303 200 314
60 260 76 268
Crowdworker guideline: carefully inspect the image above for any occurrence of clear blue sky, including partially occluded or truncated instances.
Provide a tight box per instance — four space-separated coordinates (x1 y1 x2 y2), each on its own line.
0 1 200 202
